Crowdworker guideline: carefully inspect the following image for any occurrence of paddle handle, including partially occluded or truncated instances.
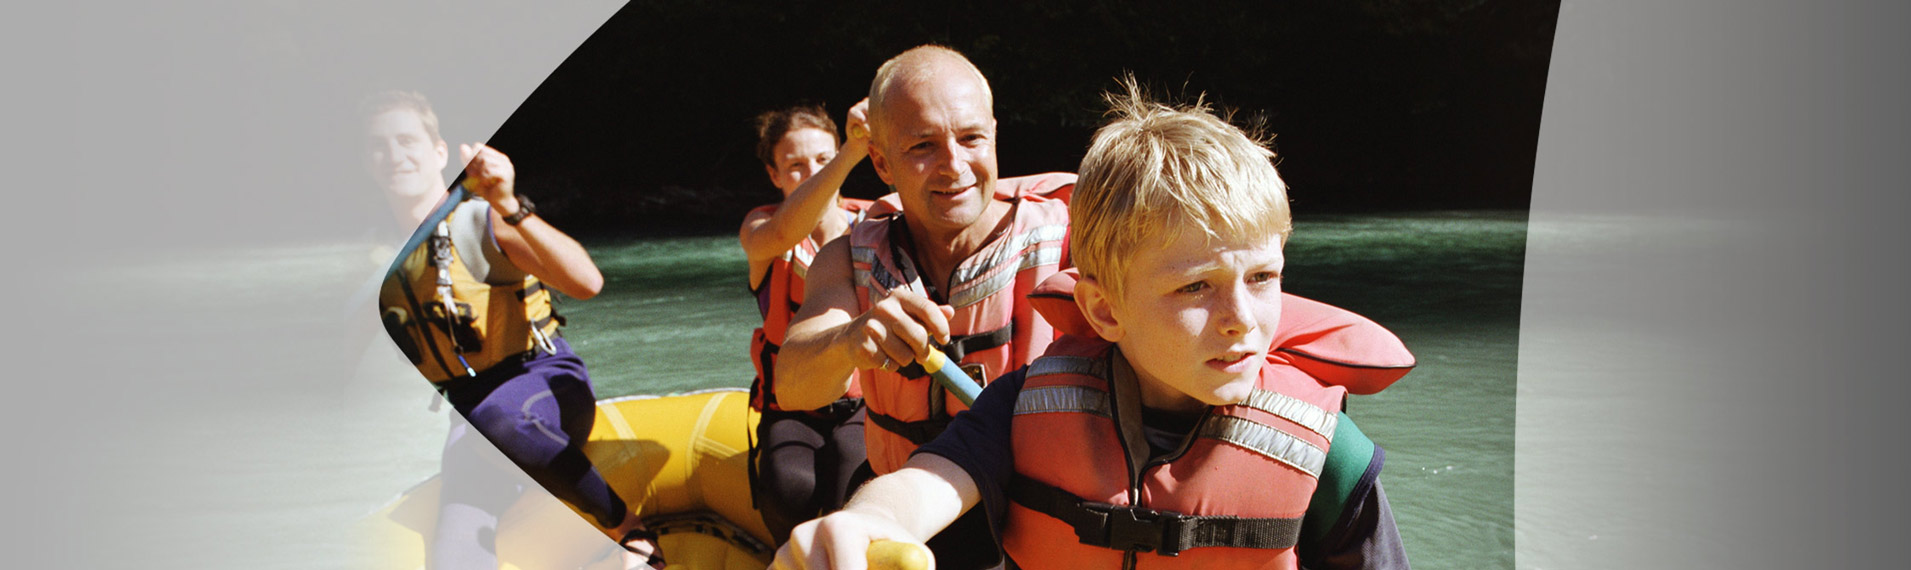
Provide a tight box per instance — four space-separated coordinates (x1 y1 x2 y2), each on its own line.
920 349 981 406
867 539 932 570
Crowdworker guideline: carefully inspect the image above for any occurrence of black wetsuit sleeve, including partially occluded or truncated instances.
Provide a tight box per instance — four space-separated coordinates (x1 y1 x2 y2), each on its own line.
1304 472 1410 569
913 366 1026 540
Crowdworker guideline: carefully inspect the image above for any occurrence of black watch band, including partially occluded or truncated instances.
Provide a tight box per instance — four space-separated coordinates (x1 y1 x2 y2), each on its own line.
502 194 536 226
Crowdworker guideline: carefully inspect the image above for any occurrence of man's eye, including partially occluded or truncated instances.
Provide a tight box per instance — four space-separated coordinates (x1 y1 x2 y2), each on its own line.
1176 282 1207 294
1248 271 1281 284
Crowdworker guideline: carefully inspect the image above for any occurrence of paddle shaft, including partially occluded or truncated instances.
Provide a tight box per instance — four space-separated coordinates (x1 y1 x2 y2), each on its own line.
919 349 981 406
383 181 472 279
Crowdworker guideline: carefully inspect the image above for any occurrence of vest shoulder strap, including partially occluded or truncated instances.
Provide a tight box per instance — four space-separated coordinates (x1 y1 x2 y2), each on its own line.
865 410 952 445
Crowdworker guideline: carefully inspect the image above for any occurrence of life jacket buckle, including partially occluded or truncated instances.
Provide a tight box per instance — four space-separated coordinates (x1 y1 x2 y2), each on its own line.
1077 503 1186 557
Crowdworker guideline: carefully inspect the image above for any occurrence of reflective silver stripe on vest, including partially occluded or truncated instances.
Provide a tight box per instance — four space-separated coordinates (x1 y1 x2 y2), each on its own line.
1198 415 1327 477
851 245 878 266
1013 385 1112 417
850 246 875 286
850 245 904 299
947 224 1068 308
1241 390 1337 441
1026 355 1106 380
790 241 817 279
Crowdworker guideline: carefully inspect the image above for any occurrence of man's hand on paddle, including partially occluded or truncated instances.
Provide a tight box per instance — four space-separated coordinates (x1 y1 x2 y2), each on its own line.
847 288 955 373
452 142 605 299
845 98 872 144
459 143 518 210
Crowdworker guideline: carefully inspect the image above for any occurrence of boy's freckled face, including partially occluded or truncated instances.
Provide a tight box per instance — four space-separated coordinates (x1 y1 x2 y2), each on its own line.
1104 229 1285 413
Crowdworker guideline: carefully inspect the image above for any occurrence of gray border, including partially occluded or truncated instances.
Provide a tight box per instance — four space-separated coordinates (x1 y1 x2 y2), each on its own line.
1520 1 1909 568
21 1 1911 568
21 2 623 568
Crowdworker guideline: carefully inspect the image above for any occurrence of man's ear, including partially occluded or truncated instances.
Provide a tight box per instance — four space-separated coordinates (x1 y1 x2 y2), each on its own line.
1075 275 1124 343
430 139 450 172
866 141 895 185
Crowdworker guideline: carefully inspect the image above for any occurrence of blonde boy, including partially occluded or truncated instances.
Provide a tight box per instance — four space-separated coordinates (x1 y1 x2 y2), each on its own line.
772 85 1409 570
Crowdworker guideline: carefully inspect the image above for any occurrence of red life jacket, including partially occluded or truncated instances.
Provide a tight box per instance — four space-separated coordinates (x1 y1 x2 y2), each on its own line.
1003 335 1347 570
849 195 1072 474
747 198 876 412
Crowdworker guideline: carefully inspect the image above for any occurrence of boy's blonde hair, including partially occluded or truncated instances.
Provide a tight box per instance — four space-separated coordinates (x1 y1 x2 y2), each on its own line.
1070 79 1292 300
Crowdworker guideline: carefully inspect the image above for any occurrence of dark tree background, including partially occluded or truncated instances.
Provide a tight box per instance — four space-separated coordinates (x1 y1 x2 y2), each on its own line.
486 0 1559 237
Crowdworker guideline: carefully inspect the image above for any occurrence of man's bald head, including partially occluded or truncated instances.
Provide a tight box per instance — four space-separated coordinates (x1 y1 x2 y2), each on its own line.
866 45 994 144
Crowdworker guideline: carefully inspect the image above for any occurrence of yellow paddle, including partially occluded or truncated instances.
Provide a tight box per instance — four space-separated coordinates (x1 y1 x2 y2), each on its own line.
867 539 932 570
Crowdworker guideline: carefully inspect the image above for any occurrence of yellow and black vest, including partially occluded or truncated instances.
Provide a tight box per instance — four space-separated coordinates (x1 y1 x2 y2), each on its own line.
379 203 561 382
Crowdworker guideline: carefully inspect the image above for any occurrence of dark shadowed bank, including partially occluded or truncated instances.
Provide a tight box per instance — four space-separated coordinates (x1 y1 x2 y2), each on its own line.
475 0 1559 238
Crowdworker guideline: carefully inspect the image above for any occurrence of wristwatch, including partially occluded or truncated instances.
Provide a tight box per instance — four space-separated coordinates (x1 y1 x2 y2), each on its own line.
501 194 537 226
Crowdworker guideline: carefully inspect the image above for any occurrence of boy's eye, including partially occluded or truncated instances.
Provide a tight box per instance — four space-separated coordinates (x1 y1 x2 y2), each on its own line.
1248 271 1281 284
1176 281 1207 294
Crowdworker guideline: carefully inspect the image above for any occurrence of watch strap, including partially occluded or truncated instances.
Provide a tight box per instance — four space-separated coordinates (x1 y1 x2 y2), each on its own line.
501 194 536 226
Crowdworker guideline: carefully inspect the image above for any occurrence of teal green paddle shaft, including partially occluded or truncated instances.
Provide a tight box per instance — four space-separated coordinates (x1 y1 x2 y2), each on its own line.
920 349 981 406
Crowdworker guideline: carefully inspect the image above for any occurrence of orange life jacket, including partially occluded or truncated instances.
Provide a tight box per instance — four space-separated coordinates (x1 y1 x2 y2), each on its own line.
378 206 562 383
747 198 876 412
849 195 1072 474
1002 335 1347 570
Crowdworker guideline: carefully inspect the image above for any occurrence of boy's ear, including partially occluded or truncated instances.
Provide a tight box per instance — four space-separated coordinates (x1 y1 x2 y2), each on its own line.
1074 276 1125 343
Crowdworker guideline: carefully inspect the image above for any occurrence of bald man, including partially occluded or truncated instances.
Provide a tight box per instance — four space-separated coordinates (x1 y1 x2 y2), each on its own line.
773 46 1072 569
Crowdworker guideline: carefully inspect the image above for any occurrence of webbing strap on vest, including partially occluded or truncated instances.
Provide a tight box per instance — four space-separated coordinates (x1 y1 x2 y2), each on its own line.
754 335 780 407
515 281 545 301
865 409 952 445
1010 475 1302 556
895 325 1014 379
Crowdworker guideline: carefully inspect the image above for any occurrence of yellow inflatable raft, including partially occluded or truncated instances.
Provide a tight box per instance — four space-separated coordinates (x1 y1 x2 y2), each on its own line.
365 388 773 570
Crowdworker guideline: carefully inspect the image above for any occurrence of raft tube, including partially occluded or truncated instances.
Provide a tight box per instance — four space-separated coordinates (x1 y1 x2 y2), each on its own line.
365 388 772 570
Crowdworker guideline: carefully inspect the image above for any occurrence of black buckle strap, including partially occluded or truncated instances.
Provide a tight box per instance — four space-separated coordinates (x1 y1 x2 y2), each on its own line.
1091 502 1180 555
894 325 1015 380
815 397 863 420
516 281 545 301
1009 475 1302 556
865 409 952 445
946 325 1013 360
